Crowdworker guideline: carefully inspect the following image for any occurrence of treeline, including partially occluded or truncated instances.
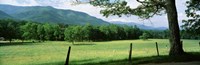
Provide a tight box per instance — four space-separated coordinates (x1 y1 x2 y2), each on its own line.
142 30 169 39
64 24 142 42
0 19 199 43
144 30 200 39
0 19 142 42
0 19 66 42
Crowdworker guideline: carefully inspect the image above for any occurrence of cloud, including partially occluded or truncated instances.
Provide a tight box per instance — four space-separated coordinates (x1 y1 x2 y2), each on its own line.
0 0 19 5
110 18 129 22
0 0 38 6
126 0 140 8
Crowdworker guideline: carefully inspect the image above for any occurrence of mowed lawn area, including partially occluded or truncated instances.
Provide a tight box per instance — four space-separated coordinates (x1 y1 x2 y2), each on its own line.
0 39 199 65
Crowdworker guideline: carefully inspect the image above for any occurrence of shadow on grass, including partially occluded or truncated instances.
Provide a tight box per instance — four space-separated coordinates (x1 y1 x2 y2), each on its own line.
81 52 200 65
71 42 96 46
70 58 98 65
37 52 200 65
36 61 65 65
36 59 97 65
72 43 96 46
0 41 39 46
144 39 152 41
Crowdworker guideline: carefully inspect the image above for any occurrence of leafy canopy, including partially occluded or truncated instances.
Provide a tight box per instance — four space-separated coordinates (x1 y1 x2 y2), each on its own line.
86 0 166 19
182 0 200 35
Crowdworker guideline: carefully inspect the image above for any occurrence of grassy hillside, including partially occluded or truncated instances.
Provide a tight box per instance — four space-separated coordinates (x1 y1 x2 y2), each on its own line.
0 4 109 25
0 39 199 65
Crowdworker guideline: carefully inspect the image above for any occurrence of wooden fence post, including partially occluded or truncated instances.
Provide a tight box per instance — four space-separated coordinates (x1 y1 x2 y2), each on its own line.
155 42 159 56
65 46 71 65
129 43 132 63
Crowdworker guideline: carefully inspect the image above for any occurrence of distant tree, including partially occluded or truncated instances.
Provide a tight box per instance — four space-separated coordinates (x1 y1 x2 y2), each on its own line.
82 24 93 41
0 19 18 43
64 26 76 44
90 27 105 41
123 25 134 39
20 22 38 40
133 25 142 39
7 22 16 43
15 21 26 42
116 25 126 40
139 32 149 40
43 23 55 40
146 30 169 39
180 30 200 39
53 24 62 41
109 24 119 40
99 25 112 40
75 26 85 41
37 24 45 42
64 26 85 43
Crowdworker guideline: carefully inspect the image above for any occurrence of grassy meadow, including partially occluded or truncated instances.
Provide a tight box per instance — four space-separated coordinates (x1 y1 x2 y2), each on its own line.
0 39 199 65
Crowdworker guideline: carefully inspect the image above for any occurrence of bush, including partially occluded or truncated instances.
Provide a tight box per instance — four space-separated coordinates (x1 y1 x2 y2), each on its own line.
139 33 149 40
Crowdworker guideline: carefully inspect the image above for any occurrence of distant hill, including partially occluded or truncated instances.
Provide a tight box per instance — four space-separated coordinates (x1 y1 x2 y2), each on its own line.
111 21 168 30
0 10 13 19
0 4 109 25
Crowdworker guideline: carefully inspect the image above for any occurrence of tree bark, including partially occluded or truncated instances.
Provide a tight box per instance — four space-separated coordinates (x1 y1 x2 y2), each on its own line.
166 0 184 56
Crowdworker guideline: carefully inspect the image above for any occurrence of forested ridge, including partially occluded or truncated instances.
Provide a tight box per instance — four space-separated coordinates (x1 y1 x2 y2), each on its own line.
0 4 109 25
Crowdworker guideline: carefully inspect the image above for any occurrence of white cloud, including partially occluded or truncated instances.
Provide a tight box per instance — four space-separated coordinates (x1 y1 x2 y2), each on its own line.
126 0 140 8
110 18 128 22
0 0 19 5
15 0 38 5
0 0 38 6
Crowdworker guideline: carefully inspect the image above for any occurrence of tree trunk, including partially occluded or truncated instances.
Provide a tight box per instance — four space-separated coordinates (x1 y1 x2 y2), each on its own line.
166 0 184 56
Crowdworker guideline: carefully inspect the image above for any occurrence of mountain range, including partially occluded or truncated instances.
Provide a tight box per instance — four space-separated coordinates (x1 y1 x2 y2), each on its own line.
111 21 168 30
0 4 167 30
0 4 109 25
0 10 13 19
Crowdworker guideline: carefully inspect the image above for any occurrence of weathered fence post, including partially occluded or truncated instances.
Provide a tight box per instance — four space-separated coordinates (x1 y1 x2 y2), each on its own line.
155 42 159 56
65 46 71 65
129 43 132 63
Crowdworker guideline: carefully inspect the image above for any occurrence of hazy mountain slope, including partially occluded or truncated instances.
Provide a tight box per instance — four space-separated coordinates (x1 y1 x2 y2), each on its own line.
0 10 13 19
111 21 168 30
0 4 109 25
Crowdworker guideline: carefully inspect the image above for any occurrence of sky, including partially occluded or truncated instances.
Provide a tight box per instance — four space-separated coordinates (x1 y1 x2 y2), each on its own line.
0 0 188 28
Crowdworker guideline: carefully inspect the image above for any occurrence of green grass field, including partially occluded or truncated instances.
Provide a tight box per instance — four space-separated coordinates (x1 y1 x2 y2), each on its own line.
0 39 199 65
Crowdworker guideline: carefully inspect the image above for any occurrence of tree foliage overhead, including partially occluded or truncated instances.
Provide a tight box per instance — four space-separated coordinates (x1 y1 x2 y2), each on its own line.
89 0 166 19
182 0 200 35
